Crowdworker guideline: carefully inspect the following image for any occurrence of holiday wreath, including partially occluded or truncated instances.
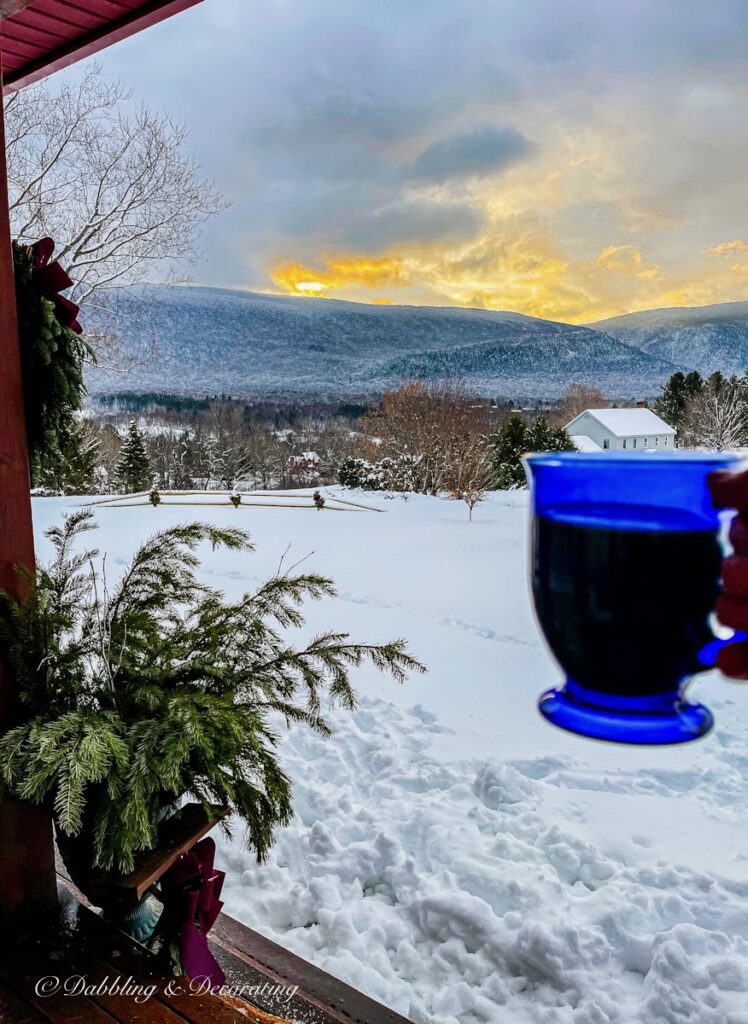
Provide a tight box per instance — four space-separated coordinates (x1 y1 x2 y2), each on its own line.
13 237 93 484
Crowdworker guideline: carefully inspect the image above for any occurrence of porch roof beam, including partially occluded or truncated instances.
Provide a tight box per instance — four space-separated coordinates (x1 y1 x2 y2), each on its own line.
2 0 204 94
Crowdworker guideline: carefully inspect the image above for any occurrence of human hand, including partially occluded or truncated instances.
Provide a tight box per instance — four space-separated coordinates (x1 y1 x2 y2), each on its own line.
708 468 748 678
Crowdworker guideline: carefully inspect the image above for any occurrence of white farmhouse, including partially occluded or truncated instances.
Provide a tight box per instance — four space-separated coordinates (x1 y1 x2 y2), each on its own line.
565 408 676 452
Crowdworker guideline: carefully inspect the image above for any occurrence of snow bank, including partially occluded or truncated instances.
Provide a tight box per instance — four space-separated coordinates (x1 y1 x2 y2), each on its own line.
217 693 748 1024
33 490 748 1024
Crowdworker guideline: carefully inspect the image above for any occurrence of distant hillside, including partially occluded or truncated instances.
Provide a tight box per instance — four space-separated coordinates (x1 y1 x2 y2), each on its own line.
377 331 675 398
85 285 681 401
590 300 748 376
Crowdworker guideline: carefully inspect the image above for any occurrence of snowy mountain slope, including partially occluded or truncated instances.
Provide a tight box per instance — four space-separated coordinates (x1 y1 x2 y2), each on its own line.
377 330 677 397
84 285 681 400
590 300 748 376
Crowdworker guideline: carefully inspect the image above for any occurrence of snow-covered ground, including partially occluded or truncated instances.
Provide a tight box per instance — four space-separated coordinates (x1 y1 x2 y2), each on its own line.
33 490 748 1024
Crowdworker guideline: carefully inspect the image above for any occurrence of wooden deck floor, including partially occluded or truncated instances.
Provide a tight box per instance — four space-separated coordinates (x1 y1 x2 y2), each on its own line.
0 881 413 1024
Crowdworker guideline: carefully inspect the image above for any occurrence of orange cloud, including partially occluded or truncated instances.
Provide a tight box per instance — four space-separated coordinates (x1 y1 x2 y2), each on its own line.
261 111 748 321
271 255 405 295
270 225 748 322
265 124 702 321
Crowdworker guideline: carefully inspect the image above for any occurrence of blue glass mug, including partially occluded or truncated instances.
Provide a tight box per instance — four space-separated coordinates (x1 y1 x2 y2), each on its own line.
524 451 743 745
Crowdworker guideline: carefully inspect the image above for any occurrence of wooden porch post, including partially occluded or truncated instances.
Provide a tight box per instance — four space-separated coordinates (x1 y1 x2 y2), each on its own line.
0 65 58 923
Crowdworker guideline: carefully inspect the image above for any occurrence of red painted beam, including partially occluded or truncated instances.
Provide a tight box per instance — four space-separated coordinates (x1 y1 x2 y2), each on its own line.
2 0 204 94
0 73 57 923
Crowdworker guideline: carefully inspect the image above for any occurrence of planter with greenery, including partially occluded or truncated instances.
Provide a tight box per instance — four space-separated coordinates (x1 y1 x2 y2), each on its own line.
0 511 423 937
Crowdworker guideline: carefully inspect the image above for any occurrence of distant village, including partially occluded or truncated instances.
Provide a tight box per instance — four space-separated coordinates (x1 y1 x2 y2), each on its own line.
34 369 739 500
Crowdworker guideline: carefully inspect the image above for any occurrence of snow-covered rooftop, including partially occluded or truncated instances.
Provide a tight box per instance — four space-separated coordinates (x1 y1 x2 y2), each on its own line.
568 407 675 436
570 434 602 452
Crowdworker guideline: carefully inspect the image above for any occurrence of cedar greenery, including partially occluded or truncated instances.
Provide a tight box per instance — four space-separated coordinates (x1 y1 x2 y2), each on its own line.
0 512 423 873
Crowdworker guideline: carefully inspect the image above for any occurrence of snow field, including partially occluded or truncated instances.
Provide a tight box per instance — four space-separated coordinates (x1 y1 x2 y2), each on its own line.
33 490 748 1024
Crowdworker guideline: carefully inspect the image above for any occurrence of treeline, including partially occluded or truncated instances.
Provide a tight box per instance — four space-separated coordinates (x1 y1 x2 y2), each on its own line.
94 392 219 413
35 383 580 505
336 382 575 516
34 399 362 495
655 370 748 450
92 392 381 428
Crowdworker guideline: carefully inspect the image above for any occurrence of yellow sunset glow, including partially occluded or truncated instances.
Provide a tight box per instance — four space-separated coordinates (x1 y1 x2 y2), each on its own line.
269 229 748 323
272 255 405 296
268 237 745 321
295 280 327 293
267 130 748 322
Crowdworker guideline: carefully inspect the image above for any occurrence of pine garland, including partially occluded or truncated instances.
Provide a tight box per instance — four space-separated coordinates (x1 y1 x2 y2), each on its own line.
0 513 424 873
13 241 94 486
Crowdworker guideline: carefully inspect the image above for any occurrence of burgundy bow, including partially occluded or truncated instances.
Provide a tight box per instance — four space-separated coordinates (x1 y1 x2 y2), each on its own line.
162 837 226 991
31 236 82 334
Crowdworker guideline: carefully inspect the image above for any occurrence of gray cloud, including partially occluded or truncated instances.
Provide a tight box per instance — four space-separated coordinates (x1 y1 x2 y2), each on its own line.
340 198 485 250
62 0 748 296
409 126 534 182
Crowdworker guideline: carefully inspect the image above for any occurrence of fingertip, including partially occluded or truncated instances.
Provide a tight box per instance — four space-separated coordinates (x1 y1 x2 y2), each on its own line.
716 640 748 680
729 514 748 555
721 555 748 597
709 466 748 509
716 594 748 631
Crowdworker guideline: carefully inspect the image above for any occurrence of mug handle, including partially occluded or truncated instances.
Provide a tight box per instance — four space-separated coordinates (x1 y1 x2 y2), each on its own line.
697 628 748 669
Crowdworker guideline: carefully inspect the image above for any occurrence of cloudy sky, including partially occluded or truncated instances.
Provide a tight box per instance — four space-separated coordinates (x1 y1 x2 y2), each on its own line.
81 0 748 322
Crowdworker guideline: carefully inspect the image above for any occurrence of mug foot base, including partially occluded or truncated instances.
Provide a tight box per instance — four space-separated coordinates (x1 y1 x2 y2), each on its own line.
538 682 713 745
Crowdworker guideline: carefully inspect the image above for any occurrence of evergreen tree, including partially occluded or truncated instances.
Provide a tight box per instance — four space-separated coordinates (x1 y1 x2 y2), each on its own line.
526 415 576 454
490 414 577 490
491 413 528 489
34 418 98 495
174 431 196 489
655 371 704 428
707 370 728 395
115 421 153 493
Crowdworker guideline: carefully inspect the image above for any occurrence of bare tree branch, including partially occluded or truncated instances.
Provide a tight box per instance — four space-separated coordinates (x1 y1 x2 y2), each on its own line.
681 378 748 451
4 63 229 358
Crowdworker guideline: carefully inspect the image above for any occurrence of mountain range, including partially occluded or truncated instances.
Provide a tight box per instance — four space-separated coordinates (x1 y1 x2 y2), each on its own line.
591 301 748 377
84 285 748 402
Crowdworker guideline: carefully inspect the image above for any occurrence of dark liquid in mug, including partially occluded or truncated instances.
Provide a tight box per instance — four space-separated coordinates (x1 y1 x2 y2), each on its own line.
533 505 722 695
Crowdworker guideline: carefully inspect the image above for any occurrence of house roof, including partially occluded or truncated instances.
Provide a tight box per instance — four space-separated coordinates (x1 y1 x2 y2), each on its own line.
0 0 203 93
569 434 602 452
566 407 675 437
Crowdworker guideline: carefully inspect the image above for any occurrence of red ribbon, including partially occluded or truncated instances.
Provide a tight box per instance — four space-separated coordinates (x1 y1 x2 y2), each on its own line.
31 236 82 334
162 836 227 991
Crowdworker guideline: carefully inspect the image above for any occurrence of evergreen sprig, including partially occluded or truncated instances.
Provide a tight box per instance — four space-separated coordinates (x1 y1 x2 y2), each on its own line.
0 512 424 872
